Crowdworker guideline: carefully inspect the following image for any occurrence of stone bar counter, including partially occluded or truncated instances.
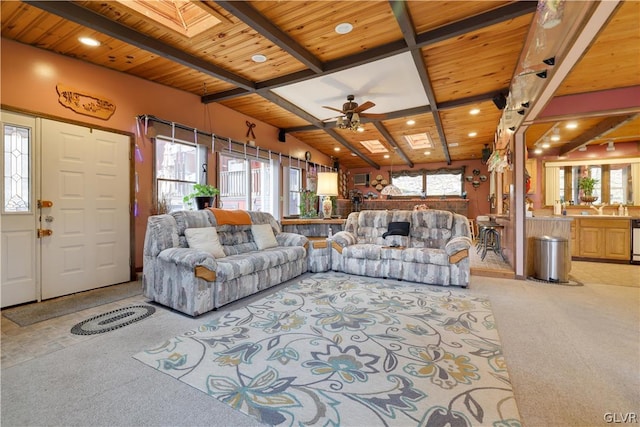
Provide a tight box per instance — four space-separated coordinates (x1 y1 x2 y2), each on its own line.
336 198 469 216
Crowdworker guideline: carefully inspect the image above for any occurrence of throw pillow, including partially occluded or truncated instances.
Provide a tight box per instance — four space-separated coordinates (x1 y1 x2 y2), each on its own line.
252 223 278 250
184 227 226 258
382 221 410 239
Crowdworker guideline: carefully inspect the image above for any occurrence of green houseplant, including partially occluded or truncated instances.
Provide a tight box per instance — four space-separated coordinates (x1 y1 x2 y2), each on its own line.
183 183 219 210
578 176 598 203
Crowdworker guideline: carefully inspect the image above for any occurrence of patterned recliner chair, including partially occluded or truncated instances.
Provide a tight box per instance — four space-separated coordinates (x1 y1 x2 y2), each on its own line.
143 210 308 316
330 210 472 287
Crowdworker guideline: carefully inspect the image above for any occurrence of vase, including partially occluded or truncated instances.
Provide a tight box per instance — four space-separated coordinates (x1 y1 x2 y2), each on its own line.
195 196 215 210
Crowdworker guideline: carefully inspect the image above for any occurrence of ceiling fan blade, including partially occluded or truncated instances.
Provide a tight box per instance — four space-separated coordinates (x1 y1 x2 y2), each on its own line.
354 101 375 113
359 113 386 119
322 106 345 113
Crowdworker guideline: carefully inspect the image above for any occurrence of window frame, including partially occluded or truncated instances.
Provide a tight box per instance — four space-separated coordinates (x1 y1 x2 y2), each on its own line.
390 167 465 198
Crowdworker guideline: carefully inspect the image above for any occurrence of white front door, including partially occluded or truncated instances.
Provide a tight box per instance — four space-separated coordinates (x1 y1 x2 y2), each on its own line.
1 112 38 307
40 119 131 299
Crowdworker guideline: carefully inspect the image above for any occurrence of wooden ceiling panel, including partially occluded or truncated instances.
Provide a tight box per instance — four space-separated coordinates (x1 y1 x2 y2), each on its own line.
407 1 511 34
220 94 311 129
554 1 640 97
78 1 307 82
424 14 533 103
382 113 446 165
252 1 402 62
439 100 503 160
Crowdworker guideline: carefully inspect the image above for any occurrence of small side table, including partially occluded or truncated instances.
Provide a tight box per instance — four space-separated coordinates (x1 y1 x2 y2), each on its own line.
307 237 331 272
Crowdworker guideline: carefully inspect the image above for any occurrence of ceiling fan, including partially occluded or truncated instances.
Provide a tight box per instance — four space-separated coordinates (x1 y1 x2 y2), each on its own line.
323 95 386 131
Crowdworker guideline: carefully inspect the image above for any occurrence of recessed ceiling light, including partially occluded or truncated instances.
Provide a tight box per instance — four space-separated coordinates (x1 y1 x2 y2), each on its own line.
251 54 267 63
449 143 459 147
566 122 578 129
335 22 353 34
542 142 551 148
79 37 100 47
534 148 543 154
334 147 340 152
468 132 477 137
351 153 358 156
469 108 480 115
406 119 416 125
383 154 390 159
550 134 560 141
424 151 431 155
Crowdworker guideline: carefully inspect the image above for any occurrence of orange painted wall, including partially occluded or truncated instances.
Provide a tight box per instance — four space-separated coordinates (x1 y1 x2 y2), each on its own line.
1 38 330 268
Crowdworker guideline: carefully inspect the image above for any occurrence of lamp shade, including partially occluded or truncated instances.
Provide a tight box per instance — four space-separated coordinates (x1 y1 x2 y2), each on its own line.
316 172 338 196
381 184 402 196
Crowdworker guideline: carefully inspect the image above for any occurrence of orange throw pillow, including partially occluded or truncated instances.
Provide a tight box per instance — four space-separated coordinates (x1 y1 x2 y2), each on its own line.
208 208 252 226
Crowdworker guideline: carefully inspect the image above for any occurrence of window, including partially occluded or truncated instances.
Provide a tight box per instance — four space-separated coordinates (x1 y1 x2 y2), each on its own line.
544 159 639 206
154 136 207 212
218 153 276 215
288 167 302 215
392 168 464 197
3 124 31 213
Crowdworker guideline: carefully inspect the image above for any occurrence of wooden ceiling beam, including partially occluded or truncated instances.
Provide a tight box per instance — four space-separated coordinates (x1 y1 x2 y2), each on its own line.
415 2 537 47
373 122 414 168
325 129 380 170
25 0 255 91
260 92 325 128
558 115 636 155
390 0 451 164
215 1 324 74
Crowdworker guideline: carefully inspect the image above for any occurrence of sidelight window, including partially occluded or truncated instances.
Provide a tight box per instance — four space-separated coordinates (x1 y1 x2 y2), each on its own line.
3 124 31 213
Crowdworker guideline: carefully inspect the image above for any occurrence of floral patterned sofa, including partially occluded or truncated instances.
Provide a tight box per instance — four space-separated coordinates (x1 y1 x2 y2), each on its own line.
330 209 472 287
143 209 308 316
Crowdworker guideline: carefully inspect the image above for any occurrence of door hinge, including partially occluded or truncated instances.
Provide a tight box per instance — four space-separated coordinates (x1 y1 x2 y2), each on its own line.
37 229 53 238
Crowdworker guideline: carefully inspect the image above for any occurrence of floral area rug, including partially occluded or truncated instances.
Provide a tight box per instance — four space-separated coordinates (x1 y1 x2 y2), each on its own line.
133 273 520 426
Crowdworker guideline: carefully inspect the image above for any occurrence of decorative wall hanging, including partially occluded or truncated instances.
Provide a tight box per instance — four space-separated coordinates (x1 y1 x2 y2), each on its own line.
56 84 116 120
245 121 256 146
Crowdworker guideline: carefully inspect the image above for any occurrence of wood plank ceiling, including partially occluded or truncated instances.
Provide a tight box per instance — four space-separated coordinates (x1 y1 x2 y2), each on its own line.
1 1 638 169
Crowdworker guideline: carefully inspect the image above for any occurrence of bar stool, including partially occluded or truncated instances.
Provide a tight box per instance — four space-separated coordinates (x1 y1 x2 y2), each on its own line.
481 228 501 260
475 216 490 252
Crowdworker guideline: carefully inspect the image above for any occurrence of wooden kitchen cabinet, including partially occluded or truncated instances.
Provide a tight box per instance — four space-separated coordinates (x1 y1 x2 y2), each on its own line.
573 217 630 261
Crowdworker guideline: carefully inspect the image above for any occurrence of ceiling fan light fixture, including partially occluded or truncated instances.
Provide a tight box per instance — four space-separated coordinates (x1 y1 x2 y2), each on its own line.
335 22 353 34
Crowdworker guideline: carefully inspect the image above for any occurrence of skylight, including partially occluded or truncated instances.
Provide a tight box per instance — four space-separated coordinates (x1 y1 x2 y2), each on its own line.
115 0 223 38
403 133 434 150
360 140 389 154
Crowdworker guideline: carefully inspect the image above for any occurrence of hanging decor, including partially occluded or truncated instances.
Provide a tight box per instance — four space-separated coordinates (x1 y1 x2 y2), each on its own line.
56 84 116 120
245 121 256 146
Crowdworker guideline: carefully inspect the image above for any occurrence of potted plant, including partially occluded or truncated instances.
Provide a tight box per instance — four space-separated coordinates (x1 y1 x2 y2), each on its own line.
578 176 598 203
183 183 219 210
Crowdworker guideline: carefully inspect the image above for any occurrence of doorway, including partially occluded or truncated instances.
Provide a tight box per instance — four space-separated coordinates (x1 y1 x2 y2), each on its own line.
1 111 132 307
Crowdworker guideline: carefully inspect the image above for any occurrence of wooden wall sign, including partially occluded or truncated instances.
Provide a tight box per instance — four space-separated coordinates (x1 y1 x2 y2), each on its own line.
56 84 116 120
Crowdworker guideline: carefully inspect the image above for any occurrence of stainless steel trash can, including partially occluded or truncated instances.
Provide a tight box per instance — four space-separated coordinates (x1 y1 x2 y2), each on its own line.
533 235 569 282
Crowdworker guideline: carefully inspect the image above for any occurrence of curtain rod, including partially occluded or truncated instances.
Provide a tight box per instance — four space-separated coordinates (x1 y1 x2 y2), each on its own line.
137 114 334 171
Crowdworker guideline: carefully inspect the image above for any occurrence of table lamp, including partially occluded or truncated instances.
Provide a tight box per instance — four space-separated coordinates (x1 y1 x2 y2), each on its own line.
316 172 338 219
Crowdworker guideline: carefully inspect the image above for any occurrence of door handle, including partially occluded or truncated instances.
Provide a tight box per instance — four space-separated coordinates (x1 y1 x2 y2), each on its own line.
38 200 53 208
37 229 53 238
45 215 54 223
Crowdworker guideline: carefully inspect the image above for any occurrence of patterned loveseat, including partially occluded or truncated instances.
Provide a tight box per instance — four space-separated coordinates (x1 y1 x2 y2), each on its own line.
143 209 308 316
330 209 472 287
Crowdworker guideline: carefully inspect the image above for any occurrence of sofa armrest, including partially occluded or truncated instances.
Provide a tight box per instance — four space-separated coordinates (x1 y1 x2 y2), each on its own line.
445 236 473 263
276 232 308 248
158 247 218 281
331 231 357 253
